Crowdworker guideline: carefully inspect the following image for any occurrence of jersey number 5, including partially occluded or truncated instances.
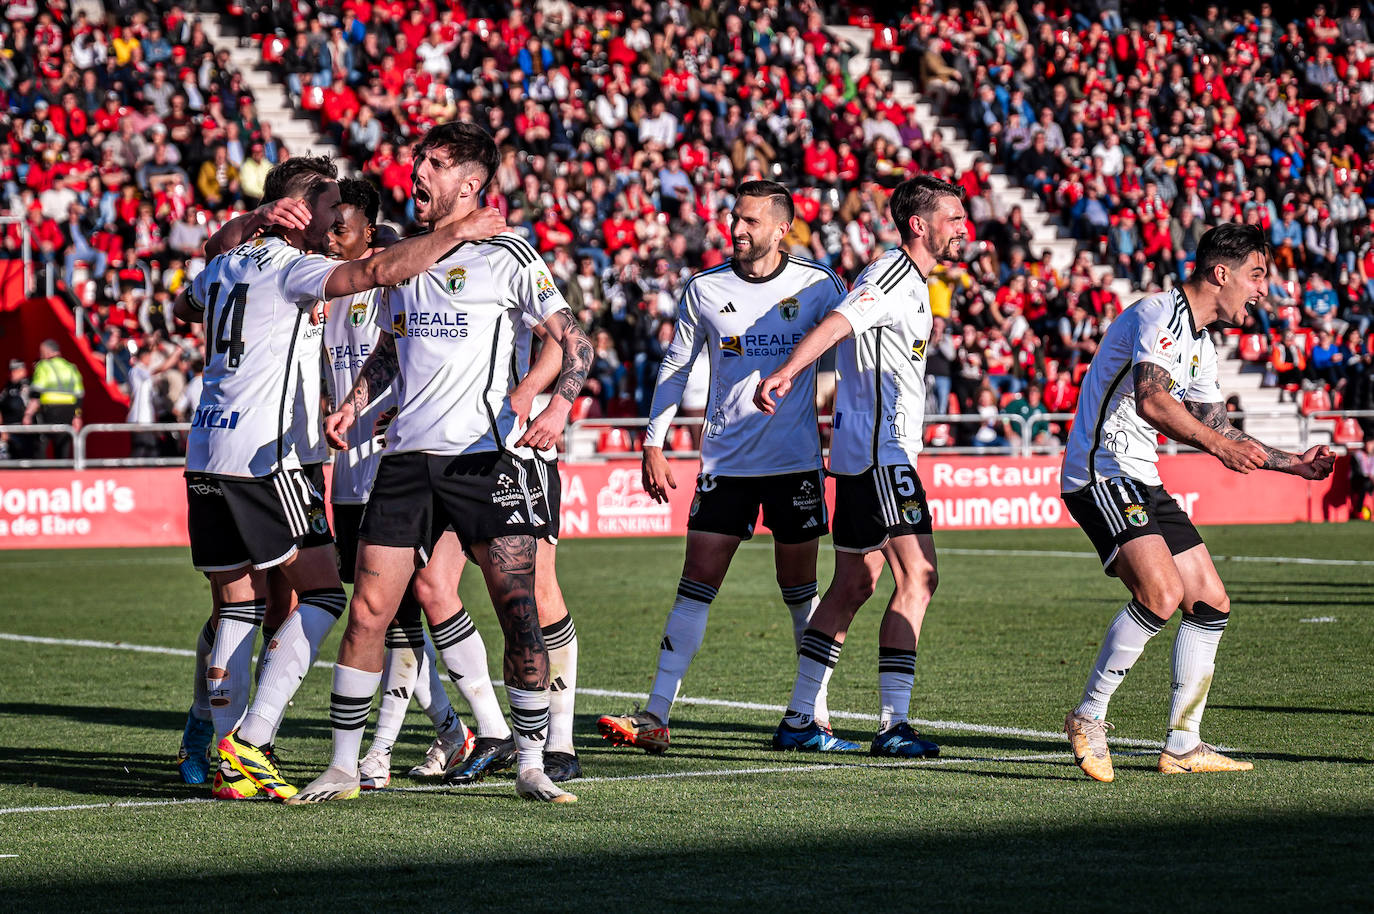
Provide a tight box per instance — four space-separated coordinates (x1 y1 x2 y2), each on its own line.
204 282 249 369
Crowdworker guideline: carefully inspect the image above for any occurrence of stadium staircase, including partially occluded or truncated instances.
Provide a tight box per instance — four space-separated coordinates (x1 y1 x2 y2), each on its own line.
198 14 345 168
832 24 1315 449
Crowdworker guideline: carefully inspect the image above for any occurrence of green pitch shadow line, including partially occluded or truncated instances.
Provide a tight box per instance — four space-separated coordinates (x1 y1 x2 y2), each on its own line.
0 631 1171 750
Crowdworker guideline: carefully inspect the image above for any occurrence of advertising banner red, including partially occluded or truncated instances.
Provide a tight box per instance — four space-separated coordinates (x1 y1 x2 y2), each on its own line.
0 455 1340 551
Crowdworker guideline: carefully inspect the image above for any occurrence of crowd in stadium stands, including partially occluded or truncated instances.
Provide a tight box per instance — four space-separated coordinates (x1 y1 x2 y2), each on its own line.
891 0 1374 420
1 0 1371 459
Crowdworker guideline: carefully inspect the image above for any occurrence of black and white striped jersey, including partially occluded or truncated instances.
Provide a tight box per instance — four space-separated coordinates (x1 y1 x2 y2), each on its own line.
643 254 845 476
186 236 336 478
377 231 567 457
1062 287 1222 491
829 247 933 475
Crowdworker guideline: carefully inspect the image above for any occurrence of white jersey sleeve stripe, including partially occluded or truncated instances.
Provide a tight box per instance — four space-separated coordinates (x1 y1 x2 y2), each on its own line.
485 235 536 267
876 259 911 293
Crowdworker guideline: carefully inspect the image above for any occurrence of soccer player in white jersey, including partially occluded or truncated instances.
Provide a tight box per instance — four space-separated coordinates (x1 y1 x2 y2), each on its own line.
293 123 593 805
1058 224 1335 782
756 175 968 756
172 156 489 801
321 180 500 788
594 180 846 754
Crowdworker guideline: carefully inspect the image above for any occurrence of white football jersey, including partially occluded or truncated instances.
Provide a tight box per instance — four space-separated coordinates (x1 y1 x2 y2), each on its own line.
186 236 336 478
1062 287 1222 490
288 339 327 467
378 232 567 457
323 286 395 503
512 312 556 462
644 255 846 476
828 247 933 476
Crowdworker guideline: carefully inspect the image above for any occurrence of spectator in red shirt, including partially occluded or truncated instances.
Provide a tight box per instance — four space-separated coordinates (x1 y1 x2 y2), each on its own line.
534 206 574 255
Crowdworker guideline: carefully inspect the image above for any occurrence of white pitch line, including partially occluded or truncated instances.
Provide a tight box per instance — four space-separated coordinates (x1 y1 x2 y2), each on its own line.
0 632 1166 750
0 752 1071 816
1300 617 1338 623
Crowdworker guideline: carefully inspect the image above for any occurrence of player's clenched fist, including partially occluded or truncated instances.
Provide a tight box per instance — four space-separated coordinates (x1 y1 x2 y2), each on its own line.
754 373 791 414
325 403 356 449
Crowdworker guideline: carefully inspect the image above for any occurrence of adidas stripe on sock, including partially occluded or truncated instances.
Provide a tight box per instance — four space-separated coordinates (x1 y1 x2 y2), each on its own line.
878 647 917 732
431 610 510 740
207 599 264 742
329 664 382 775
506 686 551 772
784 628 842 727
781 582 829 723
645 578 717 724
236 588 344 747
1075 599 1167 721
543 616 579 755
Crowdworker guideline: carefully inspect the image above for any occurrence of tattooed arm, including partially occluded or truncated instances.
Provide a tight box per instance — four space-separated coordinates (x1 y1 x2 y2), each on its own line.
324 332 399 449
1185 399 1337 479
515 308 593 451
1133 362 1267 473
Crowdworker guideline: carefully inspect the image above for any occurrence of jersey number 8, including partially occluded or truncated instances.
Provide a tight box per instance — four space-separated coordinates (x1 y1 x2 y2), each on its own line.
204 282 249 369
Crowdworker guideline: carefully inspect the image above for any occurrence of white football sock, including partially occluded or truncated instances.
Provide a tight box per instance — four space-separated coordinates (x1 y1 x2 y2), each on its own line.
1075 600 1167 721
878 647 917 732
645 578 716 724
206 600 264 742
782 582 829 724
784 629 842 728
237 589 345 747
415 635 461 735
329 664 382 775
191 617 214 722
371 621 425 754
253 623 277 686
431 610 511 740
543 616 578 755
1165 604 1230 754
506 685 550 772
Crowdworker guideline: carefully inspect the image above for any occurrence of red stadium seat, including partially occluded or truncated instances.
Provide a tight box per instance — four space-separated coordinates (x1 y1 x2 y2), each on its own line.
1278 305 1301 328
263 35 286 65
669 425 695 452
570 396 600 422
1300 388 1332 415
924 423 952 446
847 7 875 26
946 393 960 415
1238 334 1267 362
597 428 632 454
872 26 899 53
1332 418 1365 445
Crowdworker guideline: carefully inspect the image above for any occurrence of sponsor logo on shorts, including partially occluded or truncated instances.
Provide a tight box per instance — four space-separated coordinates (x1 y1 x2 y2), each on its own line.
690 492 701 517
1124 503 1149 527
901 499 924 525
802 516 819 529
793 478 821 511
777 297 799 321
187 480 223 496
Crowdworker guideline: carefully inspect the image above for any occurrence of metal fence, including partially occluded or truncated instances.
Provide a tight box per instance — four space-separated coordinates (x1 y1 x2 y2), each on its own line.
1 410 1368 470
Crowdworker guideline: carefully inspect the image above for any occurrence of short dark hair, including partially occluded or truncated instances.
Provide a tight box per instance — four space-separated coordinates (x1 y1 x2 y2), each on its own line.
415 122 499 193
338 178 380 224
260 155 338 204
890 175 963 243
735 180 795 224
1193 223 1270 278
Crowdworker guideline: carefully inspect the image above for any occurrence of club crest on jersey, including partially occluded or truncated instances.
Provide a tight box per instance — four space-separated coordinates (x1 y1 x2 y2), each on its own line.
901 500 924 525
1124 504 1149 527
349 299 368 326
446 267 467 295
777 297 800 321
720 336 743 358
1189 354 1199 379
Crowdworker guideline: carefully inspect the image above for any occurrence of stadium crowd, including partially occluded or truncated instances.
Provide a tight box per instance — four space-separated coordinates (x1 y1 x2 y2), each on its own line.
2 0 1372 455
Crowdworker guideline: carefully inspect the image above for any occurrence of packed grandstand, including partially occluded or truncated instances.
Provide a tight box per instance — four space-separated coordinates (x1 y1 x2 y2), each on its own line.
1 0 1371 461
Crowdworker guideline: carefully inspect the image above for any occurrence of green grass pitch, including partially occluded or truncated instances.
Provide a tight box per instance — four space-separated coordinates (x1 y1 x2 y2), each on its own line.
1 524 1371 911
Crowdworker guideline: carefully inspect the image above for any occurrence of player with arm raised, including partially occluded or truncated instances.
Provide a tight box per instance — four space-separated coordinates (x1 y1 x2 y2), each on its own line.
754 175 968 756
1060 223 1334 782
173 155 491 801
290 122 592 805
596 181 846 754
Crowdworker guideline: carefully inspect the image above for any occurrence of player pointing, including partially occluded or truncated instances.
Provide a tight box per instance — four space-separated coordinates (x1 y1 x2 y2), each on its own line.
755 175 968 756
1059 223 1334 782
596 180 847 753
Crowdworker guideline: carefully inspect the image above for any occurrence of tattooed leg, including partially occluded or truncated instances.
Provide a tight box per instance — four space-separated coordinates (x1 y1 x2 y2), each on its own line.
473 534 548 690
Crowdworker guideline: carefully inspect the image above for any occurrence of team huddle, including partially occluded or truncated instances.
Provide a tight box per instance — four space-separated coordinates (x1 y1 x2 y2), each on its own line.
172 121 1336 805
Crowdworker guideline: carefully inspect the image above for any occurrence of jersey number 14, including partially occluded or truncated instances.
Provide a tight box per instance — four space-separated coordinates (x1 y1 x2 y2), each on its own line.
204 282 249 369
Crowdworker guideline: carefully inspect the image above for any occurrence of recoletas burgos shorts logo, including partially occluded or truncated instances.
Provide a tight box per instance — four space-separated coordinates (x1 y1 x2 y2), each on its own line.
446 267 467 295
1124 503 1149 527
901 499 924 525
777 297 800 321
